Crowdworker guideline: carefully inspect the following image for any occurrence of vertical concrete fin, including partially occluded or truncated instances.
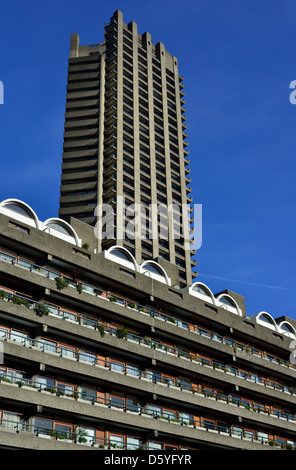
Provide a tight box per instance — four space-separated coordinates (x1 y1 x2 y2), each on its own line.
70 33 79 58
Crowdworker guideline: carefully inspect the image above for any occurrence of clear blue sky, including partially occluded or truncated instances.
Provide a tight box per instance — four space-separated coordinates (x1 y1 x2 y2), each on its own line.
0 0 295 321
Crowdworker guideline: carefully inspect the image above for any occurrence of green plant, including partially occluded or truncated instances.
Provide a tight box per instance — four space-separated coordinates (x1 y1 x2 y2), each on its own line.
127 302 135 308
34 303 50 317
54 277 69 291
82 242 90 250
110 296 117 302
77 428 89 443
116 328 128 339
139 307 148 313
268 440 280 447
12 296 30 308
76 283 83 294
0 291 9 300
0 376 11 383
97 325 105 337
283 443 294 450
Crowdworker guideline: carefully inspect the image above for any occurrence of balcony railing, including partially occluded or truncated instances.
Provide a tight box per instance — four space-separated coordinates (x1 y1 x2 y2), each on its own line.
1 287 295 397
0 414 293 450
0 246 294 372
1 368 295 424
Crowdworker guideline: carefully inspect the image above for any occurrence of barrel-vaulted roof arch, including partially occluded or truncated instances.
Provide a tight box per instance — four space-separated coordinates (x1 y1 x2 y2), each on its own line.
0 198 40 229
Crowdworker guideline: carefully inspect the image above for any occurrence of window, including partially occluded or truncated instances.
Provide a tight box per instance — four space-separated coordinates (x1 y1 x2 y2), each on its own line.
60 345 75 359
179 379 191 391
127 437 142 450
110 435 124 449
143 264 163 275
0 368 23 382
10 330 28 345
55 423 72 439
110 249 130 261
126 398 140 412
2 412 21 430
149 441 163 450
110 396 125 409
217 421 229 433
34 417 53 434
260 314 274 324
36 376 55 390
79 350 96 364
179 412 193 425
147 404 162 417
57 382 74 395
126 364 140 376
79 387 96 402
219 296 235 307
232 426 243 437
280 323 294 333
38 339 57 353
192 284 212 298
78 427 95 444
163 409 176 420
257 432 269 443
111 361 125 373
4 203 32 218
47 222 72 236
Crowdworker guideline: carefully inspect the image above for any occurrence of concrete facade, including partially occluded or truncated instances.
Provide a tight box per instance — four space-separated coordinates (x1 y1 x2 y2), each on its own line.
0 203 296 450
59 10 195 287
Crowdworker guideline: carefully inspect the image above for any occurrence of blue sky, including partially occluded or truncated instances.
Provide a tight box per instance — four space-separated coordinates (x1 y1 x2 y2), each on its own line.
0 0 295 321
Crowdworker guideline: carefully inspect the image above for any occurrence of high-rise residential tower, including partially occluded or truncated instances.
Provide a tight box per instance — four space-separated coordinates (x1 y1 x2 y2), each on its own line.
1 10 296 454
59 9 196 287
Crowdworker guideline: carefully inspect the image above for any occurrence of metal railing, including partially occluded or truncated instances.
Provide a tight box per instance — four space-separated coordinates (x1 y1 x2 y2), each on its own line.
0 415 293 449
0 247 294 371
1 284 296 398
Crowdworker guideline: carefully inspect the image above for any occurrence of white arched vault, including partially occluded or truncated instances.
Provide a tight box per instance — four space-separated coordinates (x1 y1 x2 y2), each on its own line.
0 198 40 229
105 245 139 271
216 293 242 316
140 260 171 285
255 311 278 331
190 282 215 303
277 320 296 338
43 218 80 246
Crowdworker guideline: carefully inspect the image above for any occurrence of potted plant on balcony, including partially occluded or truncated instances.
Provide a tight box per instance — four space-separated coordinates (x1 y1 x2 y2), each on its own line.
12 295 30 308
76 283 83 294
77 428 89 444
54 277 69 291
116 328 128 339
0 291 9 301
34 303 50 317
97 325 105 338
